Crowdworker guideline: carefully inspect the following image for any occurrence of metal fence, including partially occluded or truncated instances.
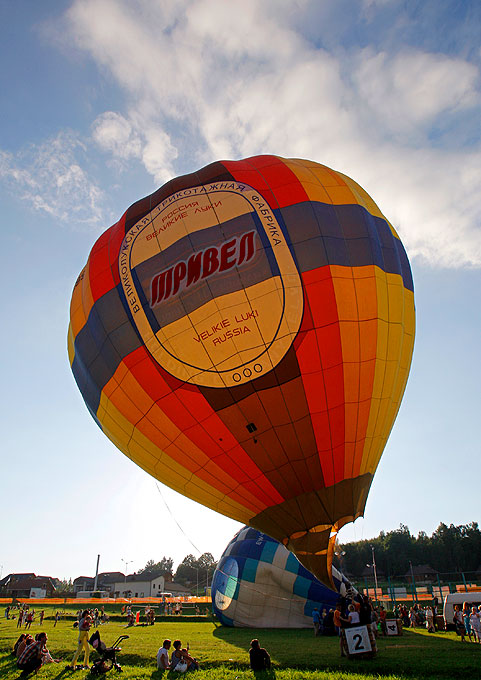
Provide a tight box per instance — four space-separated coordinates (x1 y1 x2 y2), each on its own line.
351 571 481 605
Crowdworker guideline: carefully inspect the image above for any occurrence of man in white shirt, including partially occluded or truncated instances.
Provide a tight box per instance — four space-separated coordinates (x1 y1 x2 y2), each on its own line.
156 639 172 670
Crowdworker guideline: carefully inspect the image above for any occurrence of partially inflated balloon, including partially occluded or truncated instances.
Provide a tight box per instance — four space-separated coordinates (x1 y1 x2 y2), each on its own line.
68 155 415 587
212 526 356 628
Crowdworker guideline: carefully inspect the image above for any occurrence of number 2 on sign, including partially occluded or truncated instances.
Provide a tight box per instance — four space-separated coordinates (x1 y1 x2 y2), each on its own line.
353 634 364 650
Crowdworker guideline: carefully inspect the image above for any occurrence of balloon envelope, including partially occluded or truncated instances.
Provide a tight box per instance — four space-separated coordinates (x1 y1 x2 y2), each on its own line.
212 526 355 627
69 155 415 586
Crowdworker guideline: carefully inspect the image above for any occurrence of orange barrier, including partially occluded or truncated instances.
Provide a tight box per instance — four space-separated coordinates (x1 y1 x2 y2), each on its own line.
14 596 211 605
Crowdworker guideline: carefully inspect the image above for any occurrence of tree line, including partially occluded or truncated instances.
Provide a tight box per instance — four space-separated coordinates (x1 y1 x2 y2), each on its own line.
338 522 481 577
137 552 217 588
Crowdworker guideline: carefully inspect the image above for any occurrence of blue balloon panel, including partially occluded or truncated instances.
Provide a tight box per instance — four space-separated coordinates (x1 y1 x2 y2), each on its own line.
212 526 355 628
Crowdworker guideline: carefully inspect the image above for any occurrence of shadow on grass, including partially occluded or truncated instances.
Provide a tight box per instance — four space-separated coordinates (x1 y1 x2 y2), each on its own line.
211 625 481 678
148 669 276 679
0 656 17 670
49 667 73 680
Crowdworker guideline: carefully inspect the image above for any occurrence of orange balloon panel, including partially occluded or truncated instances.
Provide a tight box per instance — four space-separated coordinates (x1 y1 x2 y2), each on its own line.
68 155 415 586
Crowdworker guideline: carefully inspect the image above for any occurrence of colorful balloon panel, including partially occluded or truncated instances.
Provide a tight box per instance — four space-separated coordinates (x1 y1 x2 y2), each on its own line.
212 526 355 627
69 155 415 586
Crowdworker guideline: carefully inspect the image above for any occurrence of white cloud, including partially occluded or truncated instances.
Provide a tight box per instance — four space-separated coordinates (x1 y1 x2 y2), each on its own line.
55 0 481 267
354 49 479 139
91 111 177 183
0 131 106 226
140 127 178 182
92 111 142 160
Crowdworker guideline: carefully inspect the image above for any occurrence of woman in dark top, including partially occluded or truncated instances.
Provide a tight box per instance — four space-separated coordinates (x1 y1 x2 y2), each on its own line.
249 639 271 670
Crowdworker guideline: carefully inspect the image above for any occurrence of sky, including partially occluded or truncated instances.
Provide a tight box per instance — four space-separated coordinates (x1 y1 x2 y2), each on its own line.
0 0 480 582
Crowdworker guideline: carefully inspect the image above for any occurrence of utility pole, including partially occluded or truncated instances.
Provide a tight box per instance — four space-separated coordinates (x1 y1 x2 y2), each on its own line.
409 560 417 603
366 546 379 602
121 559 132 583
93 555 100 592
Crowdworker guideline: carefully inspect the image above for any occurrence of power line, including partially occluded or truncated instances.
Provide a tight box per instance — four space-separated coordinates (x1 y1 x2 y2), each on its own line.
154 482 202 556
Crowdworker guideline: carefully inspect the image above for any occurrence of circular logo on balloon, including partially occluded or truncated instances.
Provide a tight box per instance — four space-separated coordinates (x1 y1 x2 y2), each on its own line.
213 556 239 611
120 181 303 388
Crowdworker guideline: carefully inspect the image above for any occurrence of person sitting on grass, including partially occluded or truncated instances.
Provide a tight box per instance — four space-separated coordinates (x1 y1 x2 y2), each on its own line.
15 634 34 659
156 639 171 671
17 632 57 677
170 639 199 671
13 634 26 656
249 639 271 671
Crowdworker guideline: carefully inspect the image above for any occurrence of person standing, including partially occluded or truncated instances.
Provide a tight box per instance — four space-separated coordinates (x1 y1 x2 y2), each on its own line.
425 607 435 633
359 595 372 627
69 611 92 669
379 607 387 635
453 604 466 641
469 606 481 643
334 603 349 656
462 602 473 642
348 604 360 626
312 608 321 636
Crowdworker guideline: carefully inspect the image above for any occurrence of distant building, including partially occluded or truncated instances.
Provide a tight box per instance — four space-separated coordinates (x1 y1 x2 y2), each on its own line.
0 574 57 598
167 582 192 597
0 573 35 593
360 565 385 579
405 564 438 583
112 573 166 598
73 572 127 595
73 576 95 594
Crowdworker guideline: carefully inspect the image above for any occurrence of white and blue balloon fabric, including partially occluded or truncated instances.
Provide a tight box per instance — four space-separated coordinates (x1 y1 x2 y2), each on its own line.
212 527 355 628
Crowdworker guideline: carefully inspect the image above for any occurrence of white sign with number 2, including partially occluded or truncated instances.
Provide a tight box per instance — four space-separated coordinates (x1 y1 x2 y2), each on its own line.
345 625 372 654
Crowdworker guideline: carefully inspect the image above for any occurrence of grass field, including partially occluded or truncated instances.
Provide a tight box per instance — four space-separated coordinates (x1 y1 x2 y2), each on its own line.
1 607 480 680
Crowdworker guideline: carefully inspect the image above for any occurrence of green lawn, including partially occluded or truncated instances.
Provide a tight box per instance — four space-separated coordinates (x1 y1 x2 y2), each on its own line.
1 608 480 680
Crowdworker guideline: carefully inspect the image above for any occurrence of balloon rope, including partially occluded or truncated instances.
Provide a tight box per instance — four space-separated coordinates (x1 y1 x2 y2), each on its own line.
154 482 202 555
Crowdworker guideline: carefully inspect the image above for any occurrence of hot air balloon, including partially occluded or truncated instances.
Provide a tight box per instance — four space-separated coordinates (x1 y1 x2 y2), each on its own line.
212 526 356 628
68 155 415 588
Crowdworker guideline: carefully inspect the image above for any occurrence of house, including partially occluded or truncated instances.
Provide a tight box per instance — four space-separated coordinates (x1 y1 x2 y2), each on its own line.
360 565 385 579
73 576 95 594
404 564 438 583
112 573 166 598
1 574 57 598
0 573 35 594
74 572 127 595
167 582 192 597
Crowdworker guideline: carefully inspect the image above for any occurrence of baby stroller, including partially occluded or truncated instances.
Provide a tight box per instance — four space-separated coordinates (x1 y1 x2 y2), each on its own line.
88 631 129 673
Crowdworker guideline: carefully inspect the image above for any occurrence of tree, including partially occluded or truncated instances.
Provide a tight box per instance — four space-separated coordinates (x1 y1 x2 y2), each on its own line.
56 578 74 593
175 555 198 586
340 521 481 577
137 557 174 578
174 553 218 589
